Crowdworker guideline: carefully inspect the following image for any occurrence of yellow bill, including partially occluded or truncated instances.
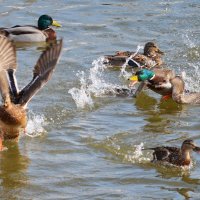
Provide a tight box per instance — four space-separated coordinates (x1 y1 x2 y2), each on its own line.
129 75 139 87
52 20 62 27
129 75 138 81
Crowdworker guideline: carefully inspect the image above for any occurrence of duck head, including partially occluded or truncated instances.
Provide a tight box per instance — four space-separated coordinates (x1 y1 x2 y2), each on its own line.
144 42 164 56
181 139 200 153
129 69 155 87
38 15 61 30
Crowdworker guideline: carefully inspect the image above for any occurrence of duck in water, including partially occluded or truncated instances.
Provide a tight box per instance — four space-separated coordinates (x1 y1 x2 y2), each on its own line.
129 68 200 103
104 42 164 68
127 68 175 98
143 140 200 167
0 35 62 150
0 15 61 42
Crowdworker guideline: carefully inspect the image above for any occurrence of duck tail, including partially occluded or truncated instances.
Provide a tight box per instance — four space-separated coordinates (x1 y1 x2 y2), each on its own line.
17 39 63 107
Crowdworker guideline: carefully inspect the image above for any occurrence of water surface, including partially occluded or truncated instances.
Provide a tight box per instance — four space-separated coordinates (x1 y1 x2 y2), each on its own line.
0 0 200 199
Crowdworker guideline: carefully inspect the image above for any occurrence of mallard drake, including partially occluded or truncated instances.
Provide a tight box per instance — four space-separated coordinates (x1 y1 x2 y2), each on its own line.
104 42 164 68
129 69 200 104
129 68 175 97
143 139 200 166
0 15 61 42
0 35 62 150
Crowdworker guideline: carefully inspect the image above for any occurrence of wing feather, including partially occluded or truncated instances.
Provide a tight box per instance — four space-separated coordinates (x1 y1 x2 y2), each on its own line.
17 39 63 107
0 35 17 104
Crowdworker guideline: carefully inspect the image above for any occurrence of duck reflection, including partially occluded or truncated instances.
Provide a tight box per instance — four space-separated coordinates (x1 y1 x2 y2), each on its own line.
0 142 29 198
155 167 200 199
135 91 184 133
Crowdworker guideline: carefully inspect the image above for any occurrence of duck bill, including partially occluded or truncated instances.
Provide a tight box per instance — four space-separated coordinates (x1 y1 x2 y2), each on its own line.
129 75 138 87
52 20 62 27
157 49 164 55
193 146 200 153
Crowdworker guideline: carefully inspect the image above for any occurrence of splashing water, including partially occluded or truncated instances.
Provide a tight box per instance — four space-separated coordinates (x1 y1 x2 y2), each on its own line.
120 45 143 79
180 33 200 92
25 112 47 137
124 143 151 163
68 71 94 109
69 57 128 109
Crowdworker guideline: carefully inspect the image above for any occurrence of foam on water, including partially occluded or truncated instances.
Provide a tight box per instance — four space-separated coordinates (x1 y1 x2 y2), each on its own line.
25 111 47 137
124 143 151 164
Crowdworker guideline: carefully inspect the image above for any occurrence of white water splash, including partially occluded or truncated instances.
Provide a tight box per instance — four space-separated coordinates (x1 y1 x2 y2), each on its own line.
124 143 151 163
182 63 200 92
180 32 200 92
69 57 129 109
68 71 94 109
26 112 47 137
120 45 143 79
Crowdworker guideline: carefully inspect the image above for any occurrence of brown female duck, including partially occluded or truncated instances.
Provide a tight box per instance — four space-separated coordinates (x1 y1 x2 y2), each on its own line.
0 35 62 150
104 42 164 68
171 76 200 104
143 139 200 166
0 15 61 42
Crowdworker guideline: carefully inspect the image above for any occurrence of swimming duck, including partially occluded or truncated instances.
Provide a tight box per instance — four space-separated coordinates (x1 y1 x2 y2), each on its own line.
0 15 61 42
129 68 175 97
129 69 200 104
171 76 200 104
143 139 200 166
104 42 164 68
0 35 62 150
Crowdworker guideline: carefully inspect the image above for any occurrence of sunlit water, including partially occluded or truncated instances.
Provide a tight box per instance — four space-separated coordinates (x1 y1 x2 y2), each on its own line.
0 0 200 199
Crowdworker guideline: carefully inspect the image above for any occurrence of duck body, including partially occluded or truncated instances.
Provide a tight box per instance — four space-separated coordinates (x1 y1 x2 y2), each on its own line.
130 68 175 97
150 146 191 166
0 15 61 42
171 76 200 104
144 140 200 167
0 26 48 42
0 35 62 150
104 42 164 68
0 104 27 139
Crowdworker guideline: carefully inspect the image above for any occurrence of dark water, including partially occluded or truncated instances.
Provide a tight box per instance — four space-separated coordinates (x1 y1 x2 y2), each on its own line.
0 0 200 199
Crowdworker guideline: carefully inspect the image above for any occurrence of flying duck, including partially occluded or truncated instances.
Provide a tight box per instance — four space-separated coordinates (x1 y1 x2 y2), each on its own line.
0 35 62 150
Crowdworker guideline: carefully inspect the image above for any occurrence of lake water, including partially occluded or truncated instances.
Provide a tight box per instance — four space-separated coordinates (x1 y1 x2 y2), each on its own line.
0 0 200 199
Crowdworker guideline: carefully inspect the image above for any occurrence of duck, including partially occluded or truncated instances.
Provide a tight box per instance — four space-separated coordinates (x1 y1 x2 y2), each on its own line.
129 68 175 98
0 15 61 42
104 42 164 68
170 76 200 104
0 35 62 150
143 139 200 166
129 69 200 104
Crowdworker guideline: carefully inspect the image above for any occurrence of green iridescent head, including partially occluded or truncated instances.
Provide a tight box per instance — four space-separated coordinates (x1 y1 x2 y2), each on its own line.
129 69 155 82
38 15 61 30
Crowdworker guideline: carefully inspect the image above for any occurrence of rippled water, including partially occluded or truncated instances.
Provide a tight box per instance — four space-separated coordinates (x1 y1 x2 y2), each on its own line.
1 0 200 199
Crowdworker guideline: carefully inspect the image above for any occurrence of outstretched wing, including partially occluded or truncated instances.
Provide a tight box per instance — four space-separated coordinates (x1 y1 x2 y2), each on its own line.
17 39 63 107
0 35 17 104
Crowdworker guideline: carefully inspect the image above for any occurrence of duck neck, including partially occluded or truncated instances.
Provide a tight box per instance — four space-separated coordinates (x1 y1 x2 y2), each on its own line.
171 77 185 103
147 74 162 84
181 147 191 164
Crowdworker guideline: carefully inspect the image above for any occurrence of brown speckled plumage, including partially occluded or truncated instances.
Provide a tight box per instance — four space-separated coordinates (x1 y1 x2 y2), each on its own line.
104 42 164 68
144 140 200 166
